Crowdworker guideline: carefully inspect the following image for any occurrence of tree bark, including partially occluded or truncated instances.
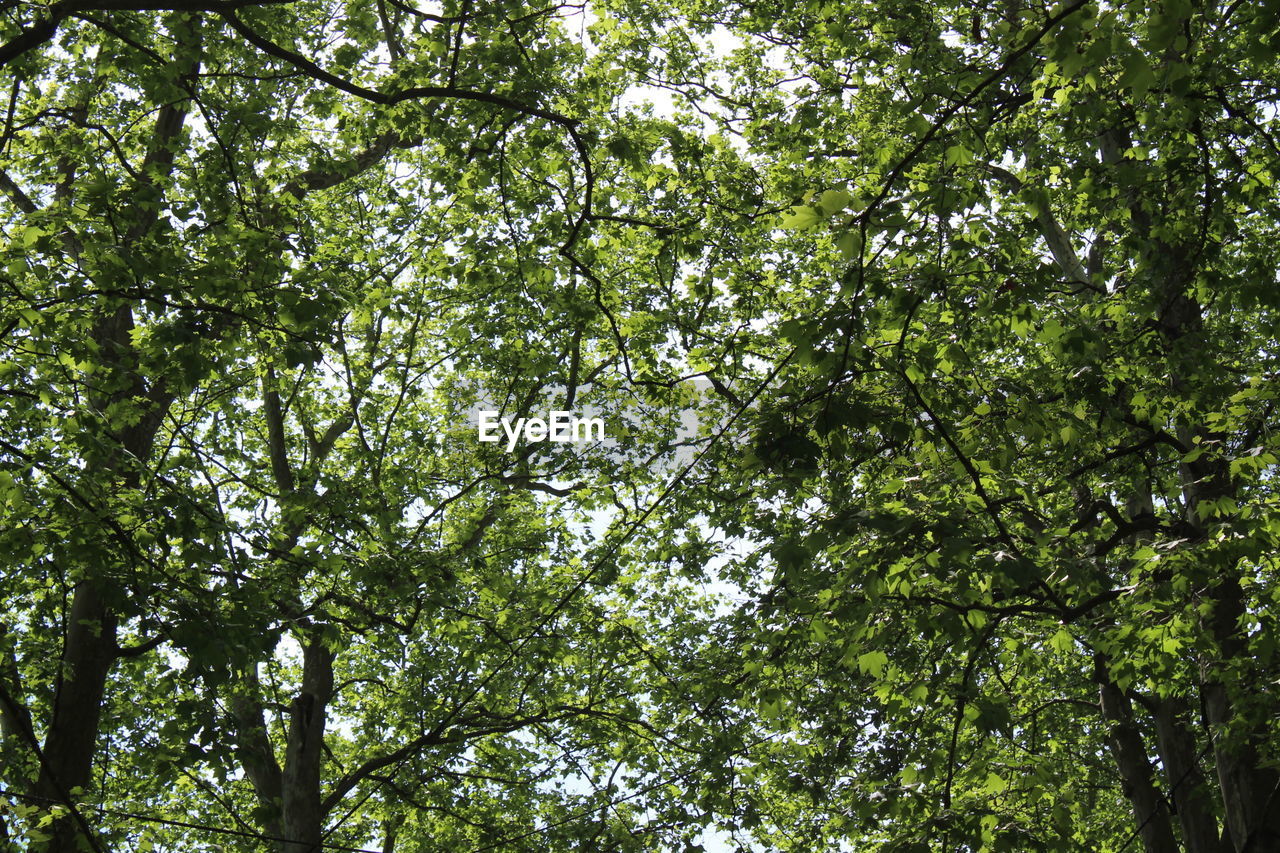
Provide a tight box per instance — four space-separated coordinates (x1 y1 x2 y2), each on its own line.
34 579 118 852
1155 279 1280 852
1094 655 1178 853
1200 583 1280 852
0 622 34 776
1150 695 1221 853
231 630 336 853
230 675 286 839
381 814 404 853
280 630 334 853
1095 102 1280 852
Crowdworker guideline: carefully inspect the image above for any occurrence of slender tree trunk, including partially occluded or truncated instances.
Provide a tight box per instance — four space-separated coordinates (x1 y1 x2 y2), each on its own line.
231 631 336 853
34 579 118 852
281 631 334 853
1094 655 1178 853
1149 695 1221 853
1200 578 1280 852
381 814 404 853
0 622 34 774
1 621 37 850
25 16 204 850
230 674 286 840
1156 282 1280 851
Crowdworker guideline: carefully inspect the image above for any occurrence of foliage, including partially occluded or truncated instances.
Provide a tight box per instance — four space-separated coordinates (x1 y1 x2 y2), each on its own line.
613 0 1280 850
3 0 1280 852
0 2 716 850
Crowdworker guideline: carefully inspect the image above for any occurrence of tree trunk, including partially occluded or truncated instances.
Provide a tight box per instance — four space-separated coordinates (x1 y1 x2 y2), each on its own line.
382 814 404 853
1094 655 1178 853
230 676 286 840
1156 282 1280 852
1200 579 1280 852
1150 695 1221 853
0 621 35 777
24 16 204 850
280 631 334 853
231 630 336 853
34 579 118 852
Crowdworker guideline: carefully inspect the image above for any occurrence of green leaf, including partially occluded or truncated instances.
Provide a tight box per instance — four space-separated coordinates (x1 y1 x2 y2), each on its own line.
1120 52 1156 96
857 650 889 678
837 231 863 259
819 188 852 213
781 205 821 230
21 225 47 247
1049 628 1075 655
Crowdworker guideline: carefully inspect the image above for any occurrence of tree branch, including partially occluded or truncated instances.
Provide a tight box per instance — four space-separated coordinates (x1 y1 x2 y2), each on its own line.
0 0 299 68
221 8 595 249
0 169 36 213
982 162 1089 285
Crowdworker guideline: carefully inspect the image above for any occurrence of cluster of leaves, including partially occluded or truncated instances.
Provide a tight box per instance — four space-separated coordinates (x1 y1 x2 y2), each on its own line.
0 2 735 851
4 0 1280 851
607 0 1280 850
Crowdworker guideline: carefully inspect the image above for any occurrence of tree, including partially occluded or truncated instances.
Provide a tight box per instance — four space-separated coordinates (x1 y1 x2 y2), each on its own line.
0 2 723 850
6 0 1280 851
612 0 1280 849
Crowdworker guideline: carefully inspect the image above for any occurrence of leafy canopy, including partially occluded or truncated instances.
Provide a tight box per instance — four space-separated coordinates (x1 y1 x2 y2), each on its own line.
3 0 1280 852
